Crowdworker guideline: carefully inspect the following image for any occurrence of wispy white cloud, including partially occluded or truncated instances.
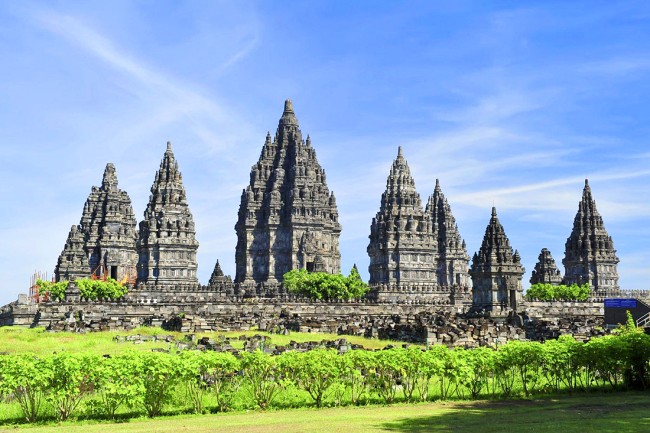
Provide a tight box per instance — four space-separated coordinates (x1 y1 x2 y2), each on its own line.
32 9 256 154
579 56 650 77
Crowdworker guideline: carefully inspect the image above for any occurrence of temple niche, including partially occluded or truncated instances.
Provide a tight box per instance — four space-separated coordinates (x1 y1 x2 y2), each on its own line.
54 163 138 282
530 248 563 285
563 179 619 295
234 100 341 284
470 207 525 315
137 142 199 286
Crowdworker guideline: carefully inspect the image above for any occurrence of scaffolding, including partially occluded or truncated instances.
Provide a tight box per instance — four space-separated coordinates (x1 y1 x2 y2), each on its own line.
29 271 51 303
91 264 137 285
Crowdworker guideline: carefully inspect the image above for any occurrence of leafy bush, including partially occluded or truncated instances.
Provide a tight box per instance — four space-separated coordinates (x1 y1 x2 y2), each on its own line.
178 351 241 414
138 352 181 417
95 352 145 418
283 266 369 300
35 279 68 302
76 278 128 300
337 350 371 405
280 349 339 407
0 354 51 422
240 350 283 409
525 283 590 301
2 333 650 423
35 278 128 301
45 353 99 421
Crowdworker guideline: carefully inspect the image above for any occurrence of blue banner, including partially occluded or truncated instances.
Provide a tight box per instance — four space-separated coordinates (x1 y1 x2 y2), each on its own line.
604 299 637 308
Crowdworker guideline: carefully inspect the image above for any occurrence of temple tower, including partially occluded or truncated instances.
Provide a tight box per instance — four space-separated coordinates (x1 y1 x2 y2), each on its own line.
425 179 470 287
137 142 199 286
470 207 525 313
235 100 341 284
208 260 231 286
54 163 138 282
563 179 619 294
530 248 563 285
367 147 438 295
54 225 90 281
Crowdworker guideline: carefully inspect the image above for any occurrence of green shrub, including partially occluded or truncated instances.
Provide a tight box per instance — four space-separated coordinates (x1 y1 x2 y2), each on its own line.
0 353 51 422
35 279 68 301
283 266 369 300
138 352 181 417
525 283 590 301
35 278 128 301
280 349 339 408
45 352 100 421
95 352 145 418
76 278 128 300
240 350 283 410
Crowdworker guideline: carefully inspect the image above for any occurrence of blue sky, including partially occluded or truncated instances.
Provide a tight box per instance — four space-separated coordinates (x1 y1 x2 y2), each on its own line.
1 1 650 305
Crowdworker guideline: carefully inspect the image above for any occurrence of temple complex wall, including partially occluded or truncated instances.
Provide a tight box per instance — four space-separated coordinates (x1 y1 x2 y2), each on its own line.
0 291 606 346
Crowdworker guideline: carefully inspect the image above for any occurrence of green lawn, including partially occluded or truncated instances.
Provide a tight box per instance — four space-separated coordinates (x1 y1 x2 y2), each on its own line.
1 392 648 433
0 326 409 356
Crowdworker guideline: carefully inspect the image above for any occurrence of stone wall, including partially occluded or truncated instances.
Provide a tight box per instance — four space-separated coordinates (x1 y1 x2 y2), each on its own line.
0 294 607 347
521 300 604 319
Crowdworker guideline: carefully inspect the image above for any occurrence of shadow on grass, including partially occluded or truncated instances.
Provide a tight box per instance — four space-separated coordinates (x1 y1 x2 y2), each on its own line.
380 393 650 433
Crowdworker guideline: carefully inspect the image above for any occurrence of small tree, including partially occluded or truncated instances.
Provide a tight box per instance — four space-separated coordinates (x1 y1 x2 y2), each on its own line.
280 349 340 408
346 265 369 299
95 352 145 418
46 352 100 421
283 267 369 300
138 352 180 417
0 354 51 422
241 350 282 410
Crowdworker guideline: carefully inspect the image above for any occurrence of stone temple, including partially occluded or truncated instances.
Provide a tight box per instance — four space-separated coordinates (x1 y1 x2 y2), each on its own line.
234 100 341 284
137 142 199 286
530 248 563 285
563 179 619 293
470 207 525 313
55 163 138 282
367 147 471 303
425 179 470 287
367 148 438 295
3 100 628 335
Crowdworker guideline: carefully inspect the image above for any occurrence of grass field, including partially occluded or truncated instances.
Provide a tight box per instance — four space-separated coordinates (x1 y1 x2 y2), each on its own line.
1 392 648 433
0 326 407 355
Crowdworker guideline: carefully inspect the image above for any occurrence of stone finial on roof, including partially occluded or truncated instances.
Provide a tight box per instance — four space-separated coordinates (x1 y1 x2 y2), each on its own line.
101 163 118 191
279 98 298 127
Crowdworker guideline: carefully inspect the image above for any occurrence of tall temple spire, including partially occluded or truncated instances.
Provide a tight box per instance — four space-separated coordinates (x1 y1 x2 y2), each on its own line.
563 179 619 294
137 142 199 286
367 147 438 299
235 100 341 284
470 207 525 314
425 179 470 287
55 163 138 282
530 248 563 285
